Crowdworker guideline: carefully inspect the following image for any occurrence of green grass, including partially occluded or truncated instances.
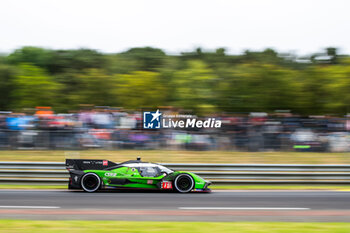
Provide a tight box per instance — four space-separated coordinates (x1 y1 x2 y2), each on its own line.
0 220 349 233
0 184 350 191
0 150 349 164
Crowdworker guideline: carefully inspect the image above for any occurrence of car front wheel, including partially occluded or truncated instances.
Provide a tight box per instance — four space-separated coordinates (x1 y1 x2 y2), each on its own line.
174 174 194 193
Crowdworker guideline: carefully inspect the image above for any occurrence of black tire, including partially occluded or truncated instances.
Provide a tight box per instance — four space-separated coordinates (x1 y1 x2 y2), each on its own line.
81 173 101 192
174 174 194 193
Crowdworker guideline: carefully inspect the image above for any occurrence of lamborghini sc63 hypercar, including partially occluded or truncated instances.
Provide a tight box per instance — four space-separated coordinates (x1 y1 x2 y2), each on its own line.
66 158 211 193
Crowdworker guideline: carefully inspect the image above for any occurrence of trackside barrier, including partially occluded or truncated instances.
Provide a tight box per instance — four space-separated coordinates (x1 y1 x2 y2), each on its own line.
1 162 350 184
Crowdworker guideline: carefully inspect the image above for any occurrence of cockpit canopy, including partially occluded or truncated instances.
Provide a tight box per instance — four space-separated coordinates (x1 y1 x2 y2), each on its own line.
124 163 174 177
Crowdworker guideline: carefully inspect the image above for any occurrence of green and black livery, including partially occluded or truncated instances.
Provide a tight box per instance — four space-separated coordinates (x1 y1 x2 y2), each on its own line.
66 158 211 193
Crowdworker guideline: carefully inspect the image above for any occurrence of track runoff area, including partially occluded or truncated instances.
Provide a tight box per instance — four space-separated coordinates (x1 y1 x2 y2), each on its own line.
0 189 349 222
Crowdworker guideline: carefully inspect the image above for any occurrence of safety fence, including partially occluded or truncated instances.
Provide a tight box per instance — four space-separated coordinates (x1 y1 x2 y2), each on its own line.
2 129 348 152
1 162 350 184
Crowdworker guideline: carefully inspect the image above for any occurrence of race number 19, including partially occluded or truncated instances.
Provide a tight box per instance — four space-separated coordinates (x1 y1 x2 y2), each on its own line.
162 181 172 189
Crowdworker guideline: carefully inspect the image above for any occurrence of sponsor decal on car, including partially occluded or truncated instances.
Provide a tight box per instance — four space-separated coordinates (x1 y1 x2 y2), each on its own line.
161 181 172 189
147 180 153 184
104 172 117 177
103 160 108 166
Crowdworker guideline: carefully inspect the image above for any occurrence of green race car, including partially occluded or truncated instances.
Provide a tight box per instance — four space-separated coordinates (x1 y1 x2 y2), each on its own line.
66 158 211 193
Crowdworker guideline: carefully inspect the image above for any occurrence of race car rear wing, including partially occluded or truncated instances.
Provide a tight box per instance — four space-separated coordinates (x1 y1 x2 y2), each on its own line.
65 159 117 171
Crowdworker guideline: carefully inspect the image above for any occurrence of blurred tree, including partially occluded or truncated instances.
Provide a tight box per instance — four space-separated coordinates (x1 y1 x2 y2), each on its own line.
114 71 167 109
317 60 350 114
104 54 141 74
157 56 182 103
12 64 61 109
48 49 106 74
295 65 336 115
173 60 218 111
217 63 301 113
1 46 349 115
0 65 16 109
216 48 226 56
6 47 54 70
241 49 284 65
326 47 338 64
120 47 166 71
53 70 81 111
73 69 115 107
0 54 6 64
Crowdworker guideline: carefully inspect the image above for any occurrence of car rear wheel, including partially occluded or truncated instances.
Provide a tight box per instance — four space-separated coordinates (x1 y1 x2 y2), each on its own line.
174 174 194 193
81 173 101 192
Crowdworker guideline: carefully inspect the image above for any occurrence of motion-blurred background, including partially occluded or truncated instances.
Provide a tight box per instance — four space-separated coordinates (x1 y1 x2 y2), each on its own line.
0 47 349 152
0 0 349 153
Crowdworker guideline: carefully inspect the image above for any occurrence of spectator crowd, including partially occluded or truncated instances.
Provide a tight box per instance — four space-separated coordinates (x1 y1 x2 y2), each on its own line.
0 107 349 152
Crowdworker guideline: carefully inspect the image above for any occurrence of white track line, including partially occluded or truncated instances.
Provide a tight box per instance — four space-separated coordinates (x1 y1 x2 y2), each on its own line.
0 206 60 209
179 207 310 210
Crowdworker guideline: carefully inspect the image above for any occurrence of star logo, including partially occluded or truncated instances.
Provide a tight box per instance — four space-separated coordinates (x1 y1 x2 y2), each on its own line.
143 110 162 129
150 109 162 122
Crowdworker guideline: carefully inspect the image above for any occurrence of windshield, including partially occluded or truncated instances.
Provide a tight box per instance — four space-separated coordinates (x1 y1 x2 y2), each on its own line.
122 163 174 175
139 166 159 177
157 165 173 174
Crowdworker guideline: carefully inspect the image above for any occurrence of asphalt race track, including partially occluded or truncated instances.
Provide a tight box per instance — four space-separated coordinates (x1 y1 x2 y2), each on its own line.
0 190 350 221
